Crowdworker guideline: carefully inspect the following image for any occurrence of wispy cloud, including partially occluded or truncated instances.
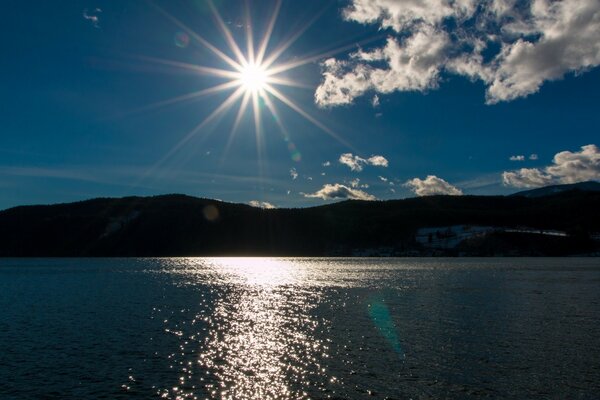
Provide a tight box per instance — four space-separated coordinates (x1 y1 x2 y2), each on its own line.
303 183 376 201
348 178 369 188
83 8 102 28
455 174 502 190
290 168 298 180
405 175 463 196
503 144 600 188
339 153 389 172
248 200 276 209
510 155 525 161
315 0 600 106
0 165 140 188
371 95 380 108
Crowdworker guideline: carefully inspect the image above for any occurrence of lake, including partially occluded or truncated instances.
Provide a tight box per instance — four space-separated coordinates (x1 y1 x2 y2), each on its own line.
1 258 599 399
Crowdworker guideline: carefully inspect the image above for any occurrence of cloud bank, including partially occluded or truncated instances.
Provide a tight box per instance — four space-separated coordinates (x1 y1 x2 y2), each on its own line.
503 144 600 187
339 153 389 171
316 0 600 106
405 175 463 196
303 183 376 200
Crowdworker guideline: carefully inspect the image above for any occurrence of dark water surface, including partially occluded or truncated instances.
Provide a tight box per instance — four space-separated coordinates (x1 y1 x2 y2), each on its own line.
1 258 599 399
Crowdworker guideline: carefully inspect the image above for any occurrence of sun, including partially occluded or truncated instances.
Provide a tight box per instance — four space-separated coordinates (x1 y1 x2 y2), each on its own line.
138 1 360 173
238 63 268 93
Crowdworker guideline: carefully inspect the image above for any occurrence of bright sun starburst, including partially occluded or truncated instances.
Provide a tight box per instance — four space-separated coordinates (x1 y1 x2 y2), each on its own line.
133 0 368 177
238 63 268 93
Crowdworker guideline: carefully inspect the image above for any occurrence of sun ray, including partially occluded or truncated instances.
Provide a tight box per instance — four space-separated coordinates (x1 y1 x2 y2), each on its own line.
244 0 255 65
136 55 240 80
207 0 248 68
116 80 241 118
152 3 242 71
264 84 355 150
220 91 252 168
264 76 313 89
252 90 267 183
252 91 262 145
261 89 293 142
255 0 281 65
146 87 246 179
232 91 252 136
260 3 331 70
267 35 384 76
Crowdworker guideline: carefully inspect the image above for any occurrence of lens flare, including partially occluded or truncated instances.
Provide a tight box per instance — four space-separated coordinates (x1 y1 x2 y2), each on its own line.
174 31 190 48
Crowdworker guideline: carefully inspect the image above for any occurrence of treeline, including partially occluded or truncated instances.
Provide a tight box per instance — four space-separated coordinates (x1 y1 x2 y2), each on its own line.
0 190 599 256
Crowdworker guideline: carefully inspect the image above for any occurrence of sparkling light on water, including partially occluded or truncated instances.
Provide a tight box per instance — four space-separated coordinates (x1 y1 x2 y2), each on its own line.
157 258 329 399
3 258 600 399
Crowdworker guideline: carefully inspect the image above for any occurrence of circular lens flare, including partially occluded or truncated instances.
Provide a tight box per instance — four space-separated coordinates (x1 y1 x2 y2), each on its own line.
239 63 267 92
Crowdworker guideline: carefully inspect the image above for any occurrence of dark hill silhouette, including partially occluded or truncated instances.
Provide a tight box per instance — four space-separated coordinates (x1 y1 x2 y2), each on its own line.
0 191 599 256
511 181 600 198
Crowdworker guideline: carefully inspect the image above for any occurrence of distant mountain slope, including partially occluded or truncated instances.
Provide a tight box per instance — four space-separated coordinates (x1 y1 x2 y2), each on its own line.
511 181 600 198
0 192 599 256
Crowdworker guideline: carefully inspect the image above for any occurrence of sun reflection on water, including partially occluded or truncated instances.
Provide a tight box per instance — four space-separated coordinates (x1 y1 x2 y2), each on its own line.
208 257 303 286
164 257 327 400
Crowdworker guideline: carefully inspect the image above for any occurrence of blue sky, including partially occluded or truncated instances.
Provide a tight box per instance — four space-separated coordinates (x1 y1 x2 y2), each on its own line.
1 0 599 210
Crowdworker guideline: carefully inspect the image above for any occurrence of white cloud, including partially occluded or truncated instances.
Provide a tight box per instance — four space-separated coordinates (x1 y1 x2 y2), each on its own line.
502 144 600 187
248 200 277 209
303 183 376 201
316 27 449 106
290 168 298 180
529 153 539 160
316 0 600 106
404 175 463 196
502 168 554 188
322 161 331 167
545 144 600 183
339 153 366 171
510 155 525 161
367 155 389 167
343 0 476 32
338 153 389 171
378 176 388 182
